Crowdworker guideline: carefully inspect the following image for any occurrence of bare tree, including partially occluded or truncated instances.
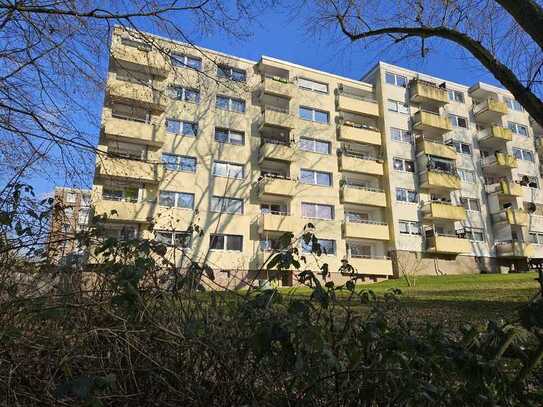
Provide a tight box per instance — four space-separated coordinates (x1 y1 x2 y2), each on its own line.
392 251 423 287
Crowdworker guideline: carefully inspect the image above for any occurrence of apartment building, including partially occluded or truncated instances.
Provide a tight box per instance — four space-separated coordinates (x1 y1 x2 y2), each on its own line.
91 27 543 287
48 187 92 264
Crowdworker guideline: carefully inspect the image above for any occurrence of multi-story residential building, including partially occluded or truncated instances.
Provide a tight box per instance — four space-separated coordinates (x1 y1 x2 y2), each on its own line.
91 27 543 287
48 187 92 264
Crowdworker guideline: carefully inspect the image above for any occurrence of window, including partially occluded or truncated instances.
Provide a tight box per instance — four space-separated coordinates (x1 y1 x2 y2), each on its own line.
111 103 150 123
449 141 472 155
299 106 329 124
461 198 480 211
449 114 468 128
108 141 145 160
210 234 243 251
518 175 539 188
117 69 151 85
529 232 543 245
81 194 91 207
78 208 90 225
260 203 287 215
508 121 528 136
300 169 332 186
260 238 288 252
464 227 485 242
345 212 369 223
458 169 476 183
512 148 534 162
393 158 415 173
447 90 464 103
217 65 246 82
155 231 192 248
387 99 409 114
212 161 244 179
399 220 421 235
349 244 371 258
302 238 336 255
166 119 198 136
103 187 138 203
298 78 328 93
162 154 197 172
210 196 243 214
299 137 331 154
169 86 200 103
159 191 194 209
171 53 202 70
301 202 334 220
105 226 137 241
504 97 524 112
66 192 77 203
385 72 407 87
216 95 245 112
214 128 244 145
120 37 151 51
396 188 418 203
390 127 412 143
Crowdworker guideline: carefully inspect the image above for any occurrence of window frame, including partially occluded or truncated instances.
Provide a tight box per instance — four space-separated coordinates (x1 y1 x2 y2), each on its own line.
171 53 202 70
165 119 198 137
300 169 333 187
298 106 330 124
158 190 195 209
447 89 465 103
504 97 524 112
215 95 246 113
154 230 192 248
301 202 334 220
399 220 421 235
301 238 336 255
169 86 200 103
214 127 245 145
217 65 246 82
210 196 244 215
385 72 407 87
461 197 480 212
396 188 418 203
387 99 409 114
458 169 476 183
449 114 468 129
161 153 197 173
508 121 529 136
512 147 535 162
390 127 412 143
212 161 244 179
298 77 329 94
209 234 243 251
299 137 331 154
392 157 415 173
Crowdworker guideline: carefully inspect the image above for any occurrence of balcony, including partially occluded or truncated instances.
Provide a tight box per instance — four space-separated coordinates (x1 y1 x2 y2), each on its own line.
258 213 300 234
259 139 295 163
425 235 471 254
473 99 508 124
95 157 159 183
492 208 528 226
342 220 390 241
107 79 167 112
338 123 382 146
339 152 384 176
345 256 393 277
262 76 294 98
485 180 523 197
420 171 461 190
261 106 295 129
478 126 512 147
94 199 155 223
409 79 449 105
111 44 168 77
103 116 163 146
257 177 297 199
495 241 535 258
340 185 387 207
412 110 452 136
421 202 467 222
336 92 379 117
416 138 457 160
481 153 517 173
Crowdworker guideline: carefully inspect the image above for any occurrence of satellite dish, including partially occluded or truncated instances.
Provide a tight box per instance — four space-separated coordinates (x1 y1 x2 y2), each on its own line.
527 202 537 213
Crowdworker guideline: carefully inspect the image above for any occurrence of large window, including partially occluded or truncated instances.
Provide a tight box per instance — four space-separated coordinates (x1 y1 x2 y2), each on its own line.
512 147 534 162
449 141 472 155
159 191 194 209
209 234 243 251
529 232 543 245
390 127 412 143
399 220 421 235
385 72 407 87
212 161 244 179
393 158 415 173
302 238 336 255
464 227 485 242
216 95 246 112
504 97 524 112
299 137 331 154
298 78 328 93
171 53 202 70
210 196 243 214
78 208 90 225
387 99 409 114
121 37 151 50
449 114 468 128
396 188 418 203
217 65 246 82
111 103 150 123
169 86 200 103
162 154 197 173
300 169 332 186
458 169 476 183
260 203 287 215
103 187 138 203
299 106 329 124
461 198 480 211
447 90 464 103
154 231 192 248
508 121 528 136
301 202 334 220
166 119 198 137
215 128 244 145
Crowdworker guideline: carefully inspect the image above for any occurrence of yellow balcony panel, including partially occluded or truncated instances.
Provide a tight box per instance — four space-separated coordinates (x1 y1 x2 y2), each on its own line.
261 107 295 129
495 241 535 258
111 45 168 77
257 177 297 198
96 157 158 183
497 180 523 197
346 257 393 277
339 154 384 176
422 202 467 222
409 80 449 105
108 79 167 112
259 142 295 163
473 99 508 123
482 153 517 173
340 186 387 207
94 199 155 223
103 116 163 147
426 235 472 254
337 94 379 117
262 77 294 98
420 171 461 191
478 126 513 147
338 124 381 146
412 111 452 135
258 213 301 234
492 208 529 226
416 139 457 160
342 221 390 241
